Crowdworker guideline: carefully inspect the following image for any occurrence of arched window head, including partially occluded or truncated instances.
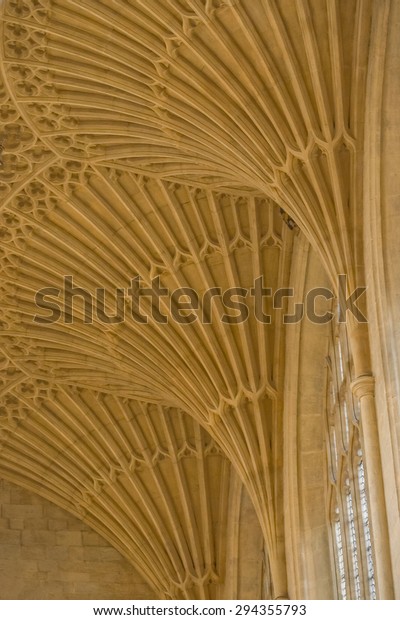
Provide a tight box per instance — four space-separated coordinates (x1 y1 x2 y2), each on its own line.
325 321 376 599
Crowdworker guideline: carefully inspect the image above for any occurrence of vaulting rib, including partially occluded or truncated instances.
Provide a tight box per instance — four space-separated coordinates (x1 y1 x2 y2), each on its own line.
0 0 374 599
0 0 372 285
0 382 238 599
0 159 293 596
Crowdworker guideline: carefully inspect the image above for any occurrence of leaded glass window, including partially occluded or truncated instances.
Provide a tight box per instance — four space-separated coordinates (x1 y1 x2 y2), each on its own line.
325 321 376 599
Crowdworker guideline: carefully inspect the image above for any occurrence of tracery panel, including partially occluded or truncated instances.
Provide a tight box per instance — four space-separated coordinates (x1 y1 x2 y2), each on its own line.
325 320 376 600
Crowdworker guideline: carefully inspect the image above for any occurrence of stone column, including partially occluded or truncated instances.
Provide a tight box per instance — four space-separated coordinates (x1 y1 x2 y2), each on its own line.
351 374 394 599
270 543 289 600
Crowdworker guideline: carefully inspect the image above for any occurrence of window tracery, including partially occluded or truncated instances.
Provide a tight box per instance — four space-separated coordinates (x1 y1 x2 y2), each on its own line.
325 322 376 599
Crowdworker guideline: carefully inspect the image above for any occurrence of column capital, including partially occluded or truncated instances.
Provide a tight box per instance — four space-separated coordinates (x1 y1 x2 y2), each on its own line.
351 374 375 399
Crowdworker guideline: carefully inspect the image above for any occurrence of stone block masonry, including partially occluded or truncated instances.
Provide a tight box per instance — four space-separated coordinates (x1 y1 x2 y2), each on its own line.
0 479 157 600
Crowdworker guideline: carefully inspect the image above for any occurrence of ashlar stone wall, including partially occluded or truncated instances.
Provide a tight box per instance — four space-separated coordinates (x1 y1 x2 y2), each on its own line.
0 479 156 600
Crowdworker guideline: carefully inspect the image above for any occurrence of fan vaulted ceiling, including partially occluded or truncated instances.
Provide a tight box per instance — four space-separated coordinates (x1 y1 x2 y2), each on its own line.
0 0 374 600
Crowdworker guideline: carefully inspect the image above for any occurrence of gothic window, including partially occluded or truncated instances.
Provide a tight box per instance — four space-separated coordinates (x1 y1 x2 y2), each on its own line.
332 499 347 600
357 458 376 599
345 482 361 599
325 322 376 599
